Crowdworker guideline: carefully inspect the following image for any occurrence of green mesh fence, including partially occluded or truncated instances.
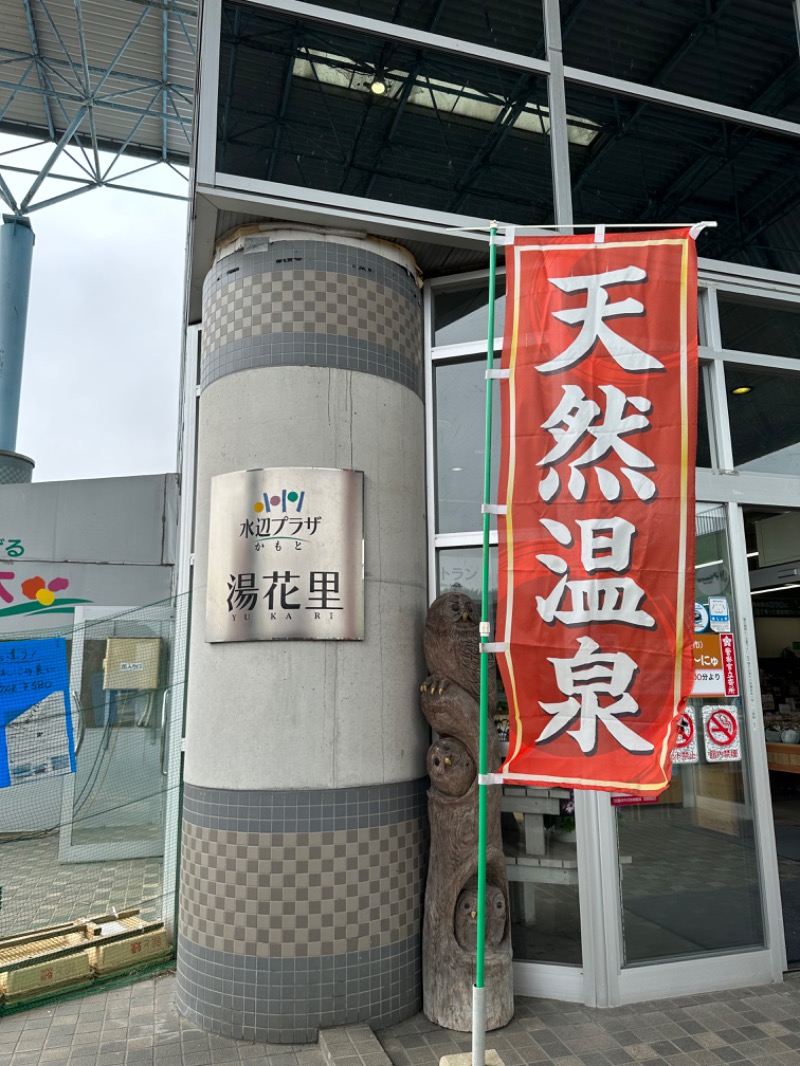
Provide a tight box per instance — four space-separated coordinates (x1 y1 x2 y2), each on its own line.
0 595 188 942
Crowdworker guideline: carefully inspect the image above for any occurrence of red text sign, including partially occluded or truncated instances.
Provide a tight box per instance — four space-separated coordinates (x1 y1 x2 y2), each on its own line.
497 230 698 796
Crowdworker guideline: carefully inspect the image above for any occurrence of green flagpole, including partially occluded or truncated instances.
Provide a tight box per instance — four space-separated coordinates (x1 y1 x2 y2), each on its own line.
472 222 499 1066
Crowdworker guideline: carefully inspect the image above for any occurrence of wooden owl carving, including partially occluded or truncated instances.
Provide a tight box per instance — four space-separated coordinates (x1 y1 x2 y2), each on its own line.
423 591 496 712
454 878 507 951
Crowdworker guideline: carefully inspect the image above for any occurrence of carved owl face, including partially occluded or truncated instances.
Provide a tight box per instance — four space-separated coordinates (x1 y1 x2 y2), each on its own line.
428 592 479 633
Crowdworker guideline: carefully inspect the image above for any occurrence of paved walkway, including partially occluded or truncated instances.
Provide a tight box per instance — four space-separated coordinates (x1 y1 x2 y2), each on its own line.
3 970 800 1066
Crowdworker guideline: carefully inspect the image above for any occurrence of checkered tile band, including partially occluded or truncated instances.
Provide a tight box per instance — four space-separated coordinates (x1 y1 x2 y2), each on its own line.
179 818 426 957
176 779 427 1041
200 241 423 396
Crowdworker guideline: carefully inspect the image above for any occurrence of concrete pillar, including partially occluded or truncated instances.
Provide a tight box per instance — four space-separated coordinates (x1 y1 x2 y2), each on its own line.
176 227 430 1043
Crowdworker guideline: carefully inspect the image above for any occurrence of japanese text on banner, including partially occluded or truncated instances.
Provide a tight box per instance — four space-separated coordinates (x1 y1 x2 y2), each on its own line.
496 230 698 796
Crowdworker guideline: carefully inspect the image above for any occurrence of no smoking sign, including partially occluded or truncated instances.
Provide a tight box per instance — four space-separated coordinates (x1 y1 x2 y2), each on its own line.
671 707 698 765
702 705 741 763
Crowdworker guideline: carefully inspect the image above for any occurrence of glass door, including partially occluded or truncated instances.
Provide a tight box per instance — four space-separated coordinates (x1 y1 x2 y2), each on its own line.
746 505 800 967
58 604 173 863
616 504 766 966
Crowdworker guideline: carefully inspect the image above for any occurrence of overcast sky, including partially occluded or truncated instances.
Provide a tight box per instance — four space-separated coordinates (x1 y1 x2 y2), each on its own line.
2 134 188 484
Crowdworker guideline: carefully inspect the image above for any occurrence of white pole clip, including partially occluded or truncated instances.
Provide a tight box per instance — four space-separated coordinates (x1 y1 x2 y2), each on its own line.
481 503 507 515
486 368 510 380
689 220 717 239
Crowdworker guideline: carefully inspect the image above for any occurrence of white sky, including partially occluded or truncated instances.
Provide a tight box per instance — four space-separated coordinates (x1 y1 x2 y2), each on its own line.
1 134 188 483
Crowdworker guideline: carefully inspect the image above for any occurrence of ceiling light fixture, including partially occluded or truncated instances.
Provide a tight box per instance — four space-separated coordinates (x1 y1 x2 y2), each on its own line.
369 75 387 95
731 385 753 395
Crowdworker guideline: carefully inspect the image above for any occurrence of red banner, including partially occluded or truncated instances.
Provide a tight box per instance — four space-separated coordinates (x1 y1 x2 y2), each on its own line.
496 230 698 796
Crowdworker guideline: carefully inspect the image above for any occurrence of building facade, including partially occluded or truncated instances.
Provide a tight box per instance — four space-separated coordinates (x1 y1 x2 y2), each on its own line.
178 0 800 1041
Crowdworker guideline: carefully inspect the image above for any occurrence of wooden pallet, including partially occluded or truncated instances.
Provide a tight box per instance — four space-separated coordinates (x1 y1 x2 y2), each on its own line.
0 908 171 1003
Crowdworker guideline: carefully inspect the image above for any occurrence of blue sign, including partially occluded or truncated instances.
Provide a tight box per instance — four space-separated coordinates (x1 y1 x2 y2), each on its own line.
0 638 75 788
708 596 731 633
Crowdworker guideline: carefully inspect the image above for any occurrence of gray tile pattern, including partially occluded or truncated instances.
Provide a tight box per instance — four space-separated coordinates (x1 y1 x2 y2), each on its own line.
182 782 428 835
176 933 421 1044
200 240 423 397
6 971 800 1066
176 781 428 1042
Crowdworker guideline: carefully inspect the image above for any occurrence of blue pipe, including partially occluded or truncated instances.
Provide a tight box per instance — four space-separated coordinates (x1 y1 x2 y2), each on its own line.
0 215 35 453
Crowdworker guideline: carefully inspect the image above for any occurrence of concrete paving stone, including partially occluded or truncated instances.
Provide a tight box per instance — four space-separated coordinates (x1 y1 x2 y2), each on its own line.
573 1051 611 1066
6 1053 41 1066
693 1033 727 1050
550 1055 583 1066
642 1039 679 1058
621 1029 662 1045
100 1039 129 1053
670 1036 704 1053
659 1052 699 1066
599 1048 635 1065
68 1055 98 1066
707 1049 747 1064
675 1019 709 1035
754 1020 791 1037
605 1030 640 1047
125 1050 155 1064
96 1054 126 1066
534 1035 574 1057
44 1029 78 1045
402 1049 437 1064
294 1052 324 1065
182 1051 220 1066
714 1029 749 1045
15 1035 48 1051
20 1013 52 1028
180 1031 210 1045
38 1049 71 1062
380 1051 411 1066
734 1010 769 1024
687 1051 729 1066
623 1045 660 1061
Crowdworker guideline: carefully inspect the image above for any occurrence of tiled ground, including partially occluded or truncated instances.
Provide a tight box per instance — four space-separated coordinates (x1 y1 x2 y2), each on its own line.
4 972 800 1066
0 834 163 936
378 978 800 1066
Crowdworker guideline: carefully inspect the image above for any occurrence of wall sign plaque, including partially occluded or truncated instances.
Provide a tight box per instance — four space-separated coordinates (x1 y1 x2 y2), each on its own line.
206 467 364 642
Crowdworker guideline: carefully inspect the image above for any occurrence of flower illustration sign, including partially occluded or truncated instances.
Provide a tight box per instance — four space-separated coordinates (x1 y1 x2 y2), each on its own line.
0 571 90 620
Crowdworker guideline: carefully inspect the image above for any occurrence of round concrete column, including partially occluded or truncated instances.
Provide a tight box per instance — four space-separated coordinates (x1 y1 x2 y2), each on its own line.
177 227 429 1042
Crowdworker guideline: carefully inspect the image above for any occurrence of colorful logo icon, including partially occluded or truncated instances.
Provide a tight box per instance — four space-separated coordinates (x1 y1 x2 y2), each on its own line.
253 489 305 514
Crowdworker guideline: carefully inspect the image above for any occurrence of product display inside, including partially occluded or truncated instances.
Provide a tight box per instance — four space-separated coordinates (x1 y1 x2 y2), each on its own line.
748 506 800 966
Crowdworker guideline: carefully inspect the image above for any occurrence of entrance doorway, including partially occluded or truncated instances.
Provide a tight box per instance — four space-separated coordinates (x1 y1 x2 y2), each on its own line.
746 506 800 967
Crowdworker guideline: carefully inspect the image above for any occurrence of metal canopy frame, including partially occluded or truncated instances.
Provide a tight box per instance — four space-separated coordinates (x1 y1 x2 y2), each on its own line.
0 0 198 215
203 0 800 280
